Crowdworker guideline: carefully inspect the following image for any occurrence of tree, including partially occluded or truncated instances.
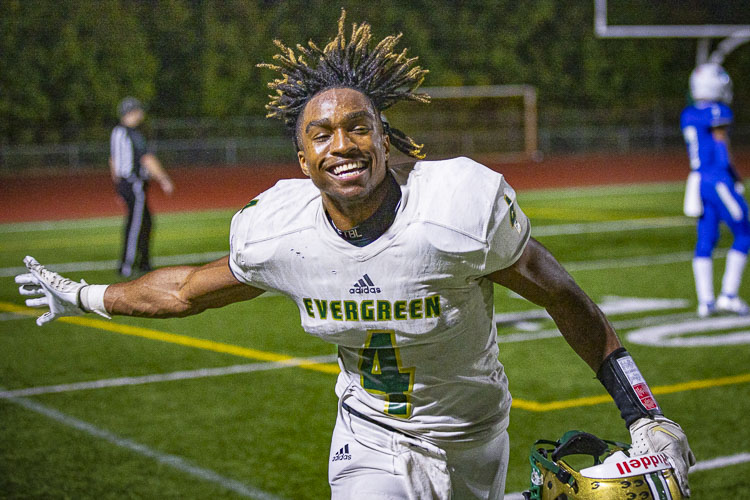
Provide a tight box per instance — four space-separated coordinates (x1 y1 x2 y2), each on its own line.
0 0 156 143
1 1 748 145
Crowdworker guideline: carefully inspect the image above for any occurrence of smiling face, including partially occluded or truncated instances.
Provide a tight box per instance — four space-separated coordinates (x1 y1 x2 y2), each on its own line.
296 87 391 227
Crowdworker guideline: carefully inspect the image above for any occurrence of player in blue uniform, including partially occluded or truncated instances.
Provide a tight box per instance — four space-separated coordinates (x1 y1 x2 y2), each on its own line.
680 63 750 318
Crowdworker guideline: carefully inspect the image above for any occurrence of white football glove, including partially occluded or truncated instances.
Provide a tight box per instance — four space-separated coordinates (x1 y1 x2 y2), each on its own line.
15 256 109 326
629 416 696 497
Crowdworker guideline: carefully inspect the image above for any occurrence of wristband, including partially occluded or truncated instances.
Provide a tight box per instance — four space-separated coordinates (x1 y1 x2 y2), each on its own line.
78 284 112 319
596 348 662 427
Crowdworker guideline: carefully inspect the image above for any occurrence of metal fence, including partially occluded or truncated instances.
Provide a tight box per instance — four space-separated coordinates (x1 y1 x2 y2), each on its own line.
2 112 748 171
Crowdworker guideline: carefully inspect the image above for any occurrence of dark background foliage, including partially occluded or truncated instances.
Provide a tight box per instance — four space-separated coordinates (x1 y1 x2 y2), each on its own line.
2 0 749 145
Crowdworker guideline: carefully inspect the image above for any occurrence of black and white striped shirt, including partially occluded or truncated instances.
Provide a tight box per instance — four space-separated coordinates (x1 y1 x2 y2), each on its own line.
110 125 148 180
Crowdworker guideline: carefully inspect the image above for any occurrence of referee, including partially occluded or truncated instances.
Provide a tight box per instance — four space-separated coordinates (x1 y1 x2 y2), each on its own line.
109 97 174 277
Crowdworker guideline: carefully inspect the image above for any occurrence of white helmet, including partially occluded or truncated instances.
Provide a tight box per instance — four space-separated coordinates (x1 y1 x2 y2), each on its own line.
689 63 733 104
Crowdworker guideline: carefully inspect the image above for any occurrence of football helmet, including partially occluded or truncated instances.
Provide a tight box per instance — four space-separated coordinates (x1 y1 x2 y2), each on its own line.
689 63 733 104
522 430 683 500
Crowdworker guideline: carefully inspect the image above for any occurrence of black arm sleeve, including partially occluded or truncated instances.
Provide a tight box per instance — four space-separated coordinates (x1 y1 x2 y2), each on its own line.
596 347 663 427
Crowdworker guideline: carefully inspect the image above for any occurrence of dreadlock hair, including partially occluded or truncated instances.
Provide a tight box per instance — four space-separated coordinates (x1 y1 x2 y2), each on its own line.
258 9 430 159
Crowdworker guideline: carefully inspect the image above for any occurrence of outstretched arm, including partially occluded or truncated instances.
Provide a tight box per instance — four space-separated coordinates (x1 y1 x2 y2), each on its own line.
105 256 263 318
487 237 621 370
17 256 263 324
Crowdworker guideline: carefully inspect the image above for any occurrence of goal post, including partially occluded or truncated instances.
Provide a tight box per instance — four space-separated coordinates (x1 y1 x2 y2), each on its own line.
594 0 750 65
385 84 540 163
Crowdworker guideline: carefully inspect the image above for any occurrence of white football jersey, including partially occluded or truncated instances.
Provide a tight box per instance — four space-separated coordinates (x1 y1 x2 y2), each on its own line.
229 157 530 444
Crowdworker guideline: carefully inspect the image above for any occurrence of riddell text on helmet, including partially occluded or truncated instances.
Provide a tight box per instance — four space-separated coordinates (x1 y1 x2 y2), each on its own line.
615 453 670 476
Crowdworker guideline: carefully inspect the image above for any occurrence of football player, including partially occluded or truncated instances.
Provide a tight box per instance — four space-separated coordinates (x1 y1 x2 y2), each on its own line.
16 11 694 499
681 63 750 318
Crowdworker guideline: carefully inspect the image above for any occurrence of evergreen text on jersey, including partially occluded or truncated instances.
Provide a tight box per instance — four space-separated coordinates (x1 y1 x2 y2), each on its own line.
302 295 441 322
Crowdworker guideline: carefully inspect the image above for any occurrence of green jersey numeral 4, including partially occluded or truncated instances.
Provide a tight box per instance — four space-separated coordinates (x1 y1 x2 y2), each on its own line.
358 330 415 418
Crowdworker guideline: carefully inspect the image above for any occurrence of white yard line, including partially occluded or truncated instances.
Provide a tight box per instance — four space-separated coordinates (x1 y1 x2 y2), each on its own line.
690 452 750 472
497 311 697 343
532 216 691 237
0 251 228 277
0 354 338 399
514 181 684 201
2 387 286 500
0 217 122 233
0 209 234 234
495 298 690 325
563 250 723 272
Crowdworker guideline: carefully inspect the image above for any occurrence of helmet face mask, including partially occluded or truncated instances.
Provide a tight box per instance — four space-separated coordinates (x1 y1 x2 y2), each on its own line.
689 63 733 104
523 431 684 500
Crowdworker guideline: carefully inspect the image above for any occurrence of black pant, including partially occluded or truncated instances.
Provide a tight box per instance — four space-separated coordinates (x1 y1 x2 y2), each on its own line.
116 178 152 276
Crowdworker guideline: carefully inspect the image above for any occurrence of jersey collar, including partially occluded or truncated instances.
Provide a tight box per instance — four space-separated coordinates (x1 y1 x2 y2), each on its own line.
324 172 402 247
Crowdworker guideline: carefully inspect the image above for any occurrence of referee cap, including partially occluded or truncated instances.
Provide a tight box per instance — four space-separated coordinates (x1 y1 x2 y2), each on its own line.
118 97 144 117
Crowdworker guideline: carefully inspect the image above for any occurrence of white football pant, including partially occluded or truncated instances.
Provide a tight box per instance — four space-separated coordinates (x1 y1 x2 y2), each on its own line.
329 403 509 499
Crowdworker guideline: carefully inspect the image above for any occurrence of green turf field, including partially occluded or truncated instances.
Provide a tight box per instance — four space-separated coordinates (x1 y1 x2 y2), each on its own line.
1 181 749 499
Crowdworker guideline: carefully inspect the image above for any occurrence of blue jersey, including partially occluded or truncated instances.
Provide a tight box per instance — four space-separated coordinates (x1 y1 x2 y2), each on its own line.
680 101 733 182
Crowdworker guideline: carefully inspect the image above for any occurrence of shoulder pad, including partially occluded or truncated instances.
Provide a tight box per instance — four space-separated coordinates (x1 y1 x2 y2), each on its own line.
404 157 506 238
231 179 319 244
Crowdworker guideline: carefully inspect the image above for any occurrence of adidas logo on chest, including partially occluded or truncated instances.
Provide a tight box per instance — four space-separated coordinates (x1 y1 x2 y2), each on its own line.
349 274 381 294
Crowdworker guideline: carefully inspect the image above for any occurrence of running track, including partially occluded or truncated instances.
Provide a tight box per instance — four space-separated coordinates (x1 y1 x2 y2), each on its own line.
3 151 749 223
